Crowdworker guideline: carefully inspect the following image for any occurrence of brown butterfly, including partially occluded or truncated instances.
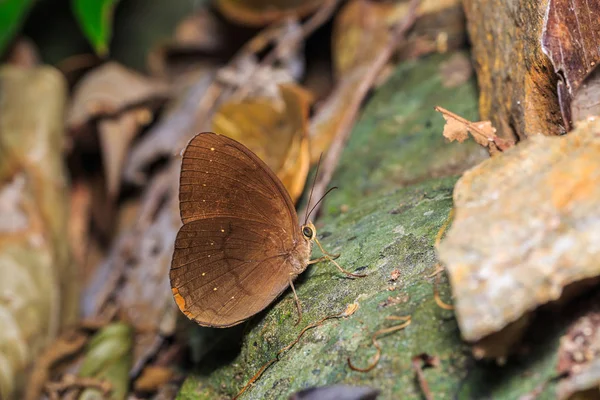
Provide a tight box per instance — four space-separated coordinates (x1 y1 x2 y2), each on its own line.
170 132 365 328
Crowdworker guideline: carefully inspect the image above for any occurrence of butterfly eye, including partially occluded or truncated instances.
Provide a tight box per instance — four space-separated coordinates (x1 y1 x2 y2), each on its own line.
302 226 313 239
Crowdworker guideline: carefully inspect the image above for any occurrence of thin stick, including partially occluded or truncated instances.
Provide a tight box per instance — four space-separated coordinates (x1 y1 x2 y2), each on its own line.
348 316 411 372
435 208 454 248
433 271 454 310
304 0 421 218
234 304 356 399
289 278 303 326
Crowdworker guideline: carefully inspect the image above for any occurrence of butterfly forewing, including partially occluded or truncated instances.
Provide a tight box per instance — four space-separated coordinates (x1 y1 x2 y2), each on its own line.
171 132 302 327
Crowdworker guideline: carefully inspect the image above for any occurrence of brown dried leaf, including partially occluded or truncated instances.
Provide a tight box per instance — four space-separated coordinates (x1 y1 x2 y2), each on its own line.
435 106 512 155
212 83 312 202
465 0 563 140
67 62 170 130
541 0 600 96
542 0 600 128
215 0 325 26
437 118 600 354
441 116 470 143
134 366 173 392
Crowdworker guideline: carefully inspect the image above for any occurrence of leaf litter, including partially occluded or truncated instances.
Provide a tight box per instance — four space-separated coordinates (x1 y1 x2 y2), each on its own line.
14 0 600 397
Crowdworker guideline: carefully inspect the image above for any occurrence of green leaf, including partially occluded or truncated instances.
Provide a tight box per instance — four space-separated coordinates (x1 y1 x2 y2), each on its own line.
72 0 119 56
0 0 35 55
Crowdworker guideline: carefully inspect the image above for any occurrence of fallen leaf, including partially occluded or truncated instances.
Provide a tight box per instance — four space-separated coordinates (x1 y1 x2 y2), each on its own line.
541 0 600 96
435 106 514 156
67 62 170 130
134 366 174 392
542 0 600 129
0 66 76 399
215 0 326 26
212 83 312 202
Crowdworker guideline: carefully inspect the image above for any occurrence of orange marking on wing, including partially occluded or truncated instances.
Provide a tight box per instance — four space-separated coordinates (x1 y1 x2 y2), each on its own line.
172 287 193 319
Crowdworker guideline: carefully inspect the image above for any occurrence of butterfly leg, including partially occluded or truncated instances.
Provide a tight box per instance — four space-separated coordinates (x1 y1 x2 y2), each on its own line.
320 248 340 260
308 256 329 265
289 277 303 326
314 238 367 278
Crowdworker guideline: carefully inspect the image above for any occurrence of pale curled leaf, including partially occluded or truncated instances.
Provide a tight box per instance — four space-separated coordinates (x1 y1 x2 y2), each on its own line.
0 66 73 399
435 106 512 155
68 62 170 129
441 115 469 142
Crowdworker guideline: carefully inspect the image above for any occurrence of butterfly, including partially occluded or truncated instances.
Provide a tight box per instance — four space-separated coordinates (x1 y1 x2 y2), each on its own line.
170 132 365 327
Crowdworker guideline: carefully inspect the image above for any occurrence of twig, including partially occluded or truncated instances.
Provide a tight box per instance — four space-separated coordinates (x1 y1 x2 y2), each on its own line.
411 353 440 400
234 303 358 399
433 270 454 310
302 0 421 218
431 208 454 309
347 315 412 372
44 374 112 400
25 331 89 400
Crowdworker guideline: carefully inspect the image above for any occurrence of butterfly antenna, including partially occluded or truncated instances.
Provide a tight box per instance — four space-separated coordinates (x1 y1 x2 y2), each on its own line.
305 186 338 223
304 153 323 225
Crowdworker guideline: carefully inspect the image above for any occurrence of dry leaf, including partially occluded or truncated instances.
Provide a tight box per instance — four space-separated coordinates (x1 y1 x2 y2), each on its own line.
542 0 600 96
0 66 75 399
212 83 312 202
542 0 600 129
134 366 174 392
435 106 513 156
215 0 325 26
68 62 170 130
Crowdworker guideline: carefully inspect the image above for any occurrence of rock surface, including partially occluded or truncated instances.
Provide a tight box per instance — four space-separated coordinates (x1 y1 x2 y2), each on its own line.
438 117 600 349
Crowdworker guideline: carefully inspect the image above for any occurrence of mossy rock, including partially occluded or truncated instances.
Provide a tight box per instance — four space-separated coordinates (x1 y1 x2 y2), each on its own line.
176 52 560 399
